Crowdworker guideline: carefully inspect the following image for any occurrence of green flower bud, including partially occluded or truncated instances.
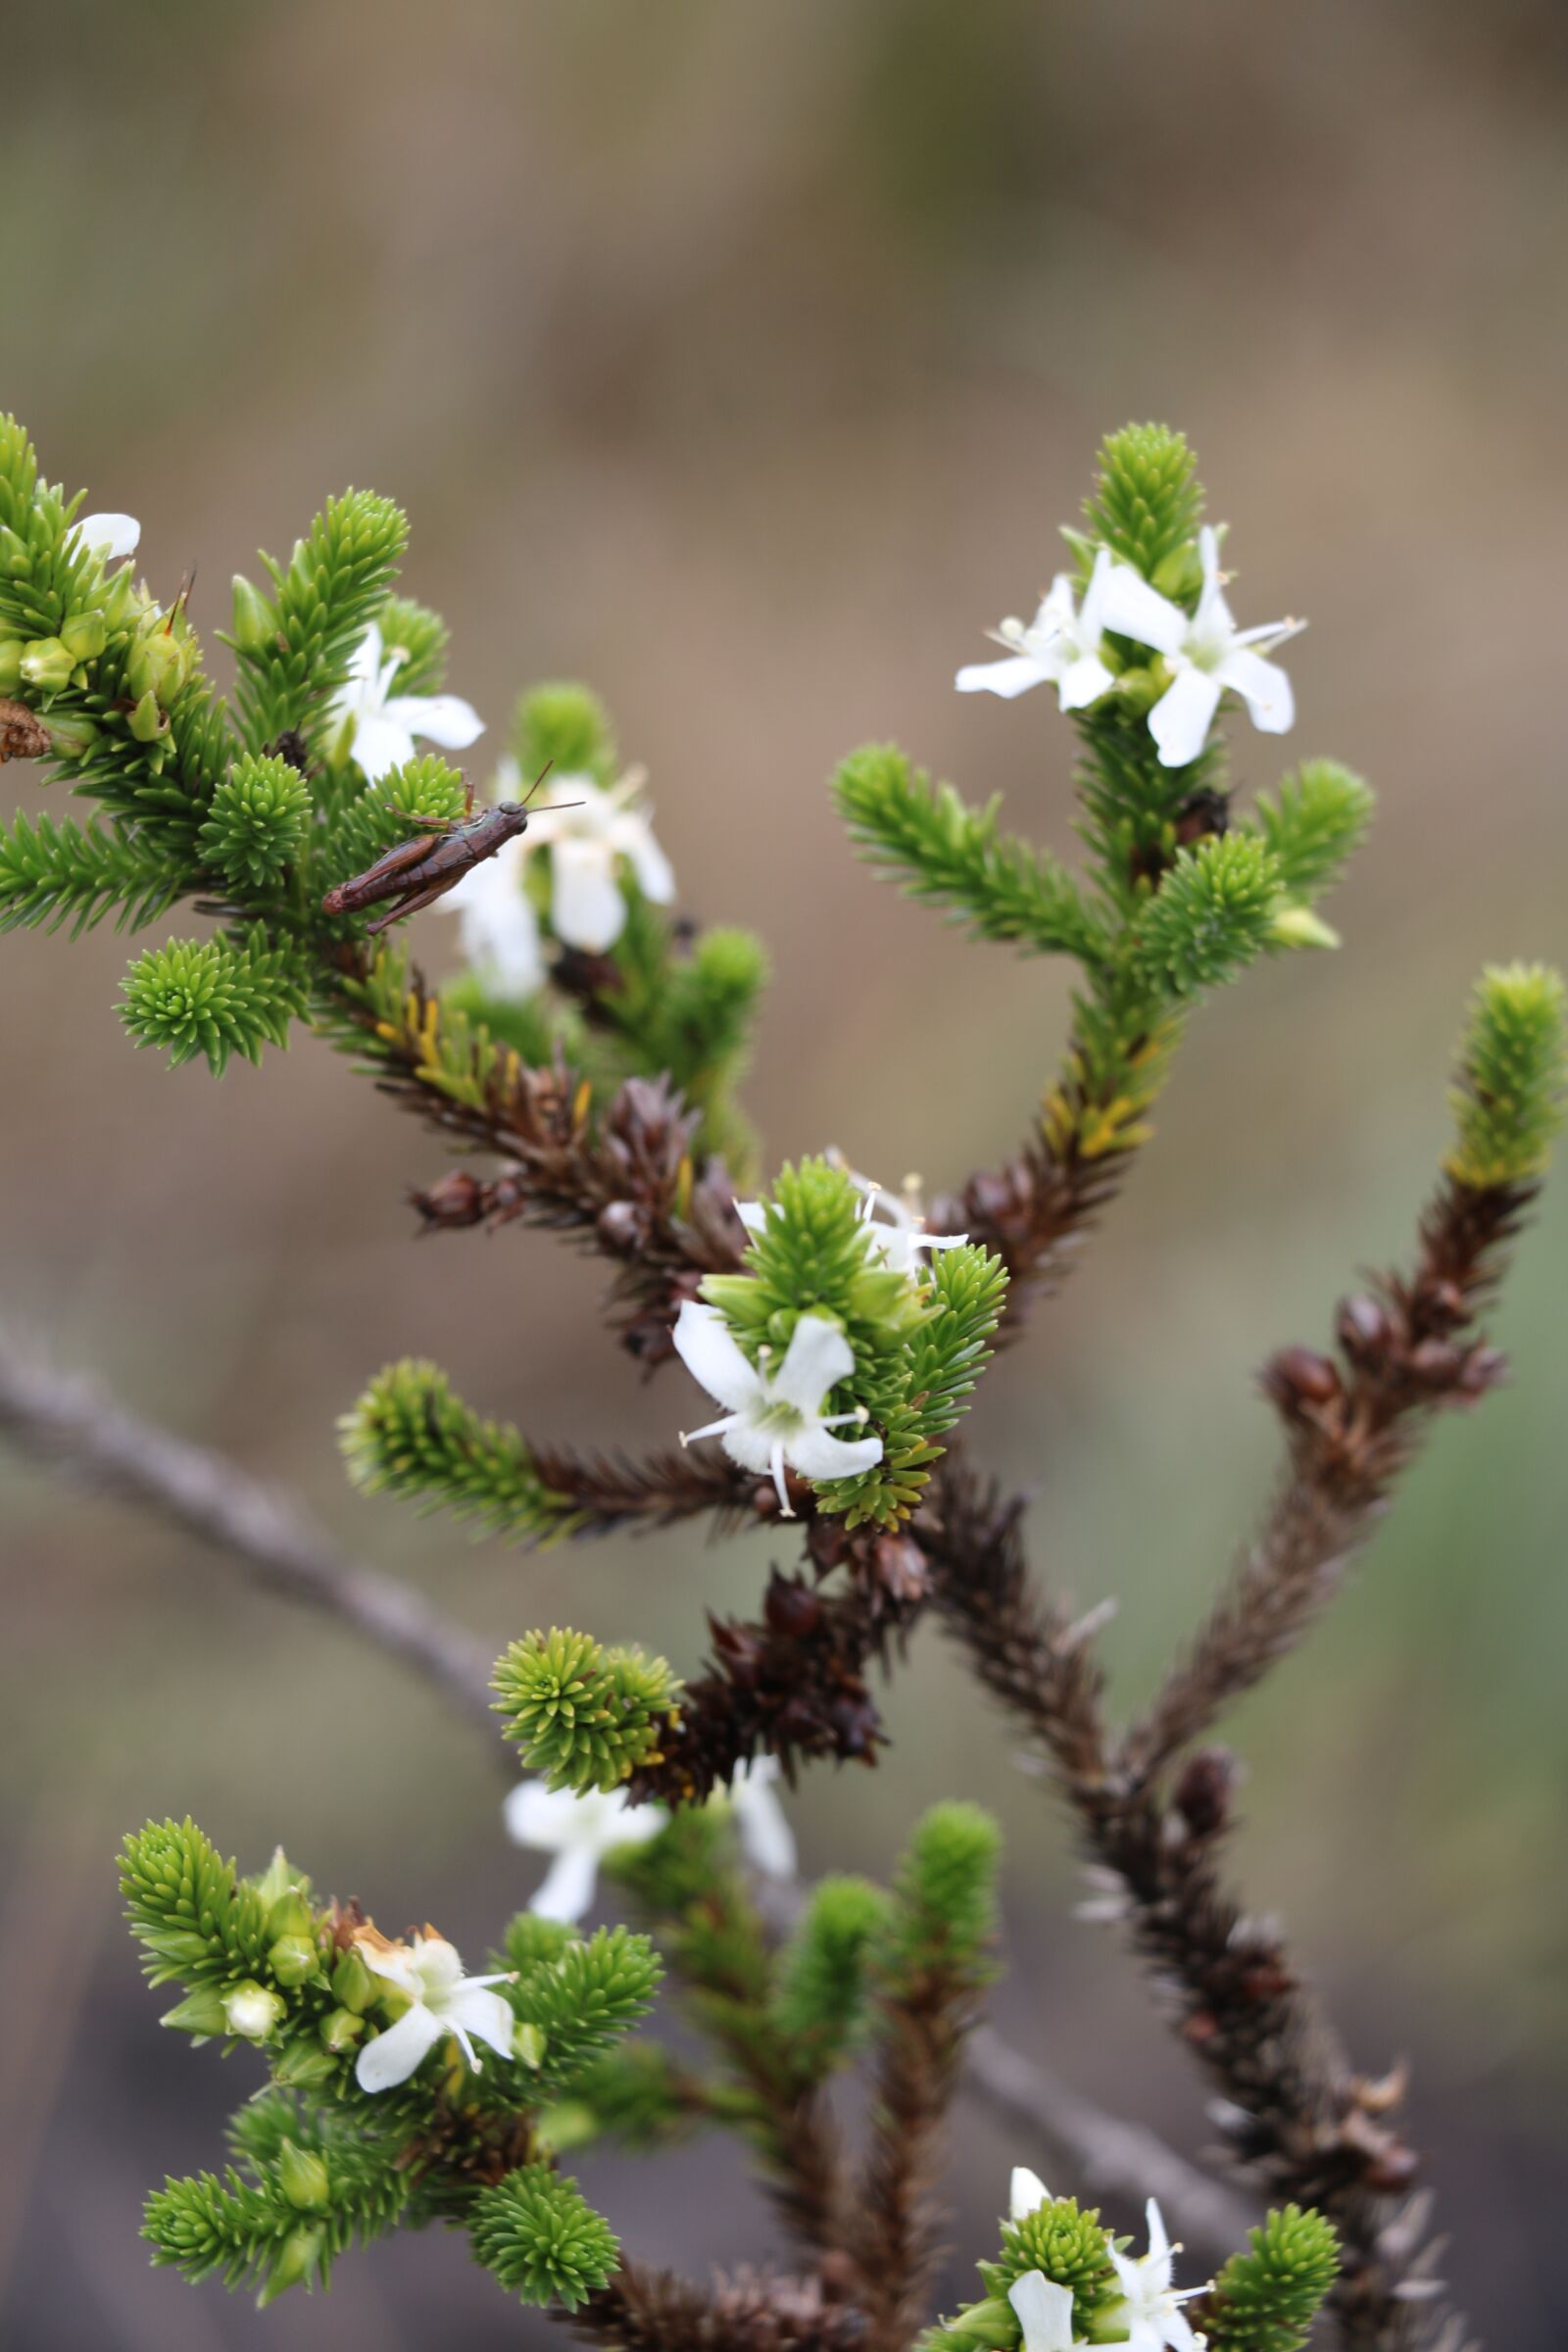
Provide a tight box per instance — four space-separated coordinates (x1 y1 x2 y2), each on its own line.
318 2005 365 2053
272 2042 339 2090
0 641 24 693
44 709 98 758
1270 904 1341 952
258 2224 322 2307
940 2299 1016 2343
268 1935 319 1988
1116 660 1169 716
277 2139 331 2213
266 1890 315 1941
1151 540 1204 603
514 2020 547 2070
126 614 196 707
61 610 106 662
20 638 74 695
331 1947 373 2013
128 688 167 744
160 1985 229 2037
255 1846 308 1909
222 1980 285 2042
230 572 275 655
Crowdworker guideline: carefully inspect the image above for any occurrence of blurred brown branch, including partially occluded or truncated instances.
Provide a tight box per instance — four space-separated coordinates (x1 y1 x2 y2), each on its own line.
0 1325 498 1731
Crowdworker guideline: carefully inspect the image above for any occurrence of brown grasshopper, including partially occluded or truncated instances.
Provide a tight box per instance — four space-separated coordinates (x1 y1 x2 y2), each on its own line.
320 766 574 935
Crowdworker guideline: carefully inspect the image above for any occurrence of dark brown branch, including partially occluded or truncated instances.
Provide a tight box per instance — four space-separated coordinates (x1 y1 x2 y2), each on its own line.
851 1974 974 2352
932 1133 1132 1344
1122 1173 1532 1786
529 1439 768 1539
0 1325 498 1731
558 2261 865 2352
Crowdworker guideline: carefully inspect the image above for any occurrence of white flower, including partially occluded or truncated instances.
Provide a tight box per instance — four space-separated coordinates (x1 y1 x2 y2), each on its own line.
503 1779 666 1924
956 549 1120 710
352 1929 515 2093
222 1982 284 2042
1008 2273 1094 2352
517 760 675 954
672 1301 883 1519
1099 525 1303 768
723 1756 797 1879
1105 2197 1207 2352
328 619 484 783
74 512 141 564
1010 2165 1051 2221
442 831 546 999
738 1169 967 1285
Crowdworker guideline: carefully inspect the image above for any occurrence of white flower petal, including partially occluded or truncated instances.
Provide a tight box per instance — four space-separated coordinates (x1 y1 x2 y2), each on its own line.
1009 2165 1051 2220
529 1841 602 1924
786 1425 884 1481
76 511 140 563
718 1420 777 1477
956 654 1053 699
674 1300 762 1413
354 2001 445 2093
729 1759 797 1879
504 1778 583 1853
410 1936 465 1996
770 1313 855 1413
1055 652 1115 711
1007 2271 1077 2352
1216 645 1295 735
1099 565 1187 656
1148 666 1224 768
353 712 418 783
550 834 627 951
1076 547 1116 638
448 1984 518 2060
356 1939 425 1996
387 691 485 753
611 813 676 905
1144 2197 1171 2269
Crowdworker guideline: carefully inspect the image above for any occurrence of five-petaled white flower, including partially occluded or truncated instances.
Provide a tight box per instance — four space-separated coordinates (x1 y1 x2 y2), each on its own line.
1100 525 1303 769
1008 2272 1095 2352
956 549 1120 710
352 1929 515 2093
504 1779 666 1923
442 831 547 1000
725 1755 797 1879
672 1301 883 1518
517 761 675 954
1105 2197 1207 2352
74 512 141 565
328 620 484 783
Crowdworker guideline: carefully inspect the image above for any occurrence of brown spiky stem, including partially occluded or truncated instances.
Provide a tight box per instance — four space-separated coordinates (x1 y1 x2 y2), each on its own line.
557 2263 866 2352
931 1134 1132 1343
850 1966 976 2352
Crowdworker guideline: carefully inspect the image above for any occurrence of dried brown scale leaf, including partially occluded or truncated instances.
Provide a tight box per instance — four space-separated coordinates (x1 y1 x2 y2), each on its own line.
918 1465 1448 2352
0 697 53 761
630 1530 931 1805
558 2262 866 2352
931 1137 1130 1345
1123 1175 1535 1784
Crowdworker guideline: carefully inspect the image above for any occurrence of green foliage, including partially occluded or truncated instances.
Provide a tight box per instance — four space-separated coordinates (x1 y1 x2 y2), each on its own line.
492 1627 683 1792
1247 760 1375 904
538 2040 707 2153
1081 422 1201 583
121 1819 271 1990
883 1801 1000 1985
1200 2205 1340 2352
1446 960 1566 1187
832 746 1107 963
233 489 408 752
0 808 186 937
772 1875 890 2079
514 680 616 787
468 2163 619 2309
976 2197 1122 2342
1128 833 1283 999
340 1358 579 1544
376 594 449 695
198 755 312 893
120 931 312 1073
510 1926 664 2092
0 413 105 644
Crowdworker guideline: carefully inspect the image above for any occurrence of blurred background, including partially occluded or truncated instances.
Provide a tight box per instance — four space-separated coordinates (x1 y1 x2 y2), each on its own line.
3 1 1566 2342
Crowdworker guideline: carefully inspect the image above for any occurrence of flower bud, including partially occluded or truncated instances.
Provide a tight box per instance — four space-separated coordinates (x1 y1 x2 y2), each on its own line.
942 2300 1016 2343
61 610 107 662
222 1980 285 2042
268 1934 319 1988
514 2020 547 2070
128 688 168 743
277 2139 331 2213
1116 659 1169 715
318 2005 365 2053
272 2042 339 2090
255 1846 307 1909
1151 541 1204 603
44 709 98 758
160 1985 229 2037
230 572 274 655
266 1890 315 1941
0 644 23 695
258 2225 323 2307
331 1947 373 2013
20 637 74 695
1270 904 1341 952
